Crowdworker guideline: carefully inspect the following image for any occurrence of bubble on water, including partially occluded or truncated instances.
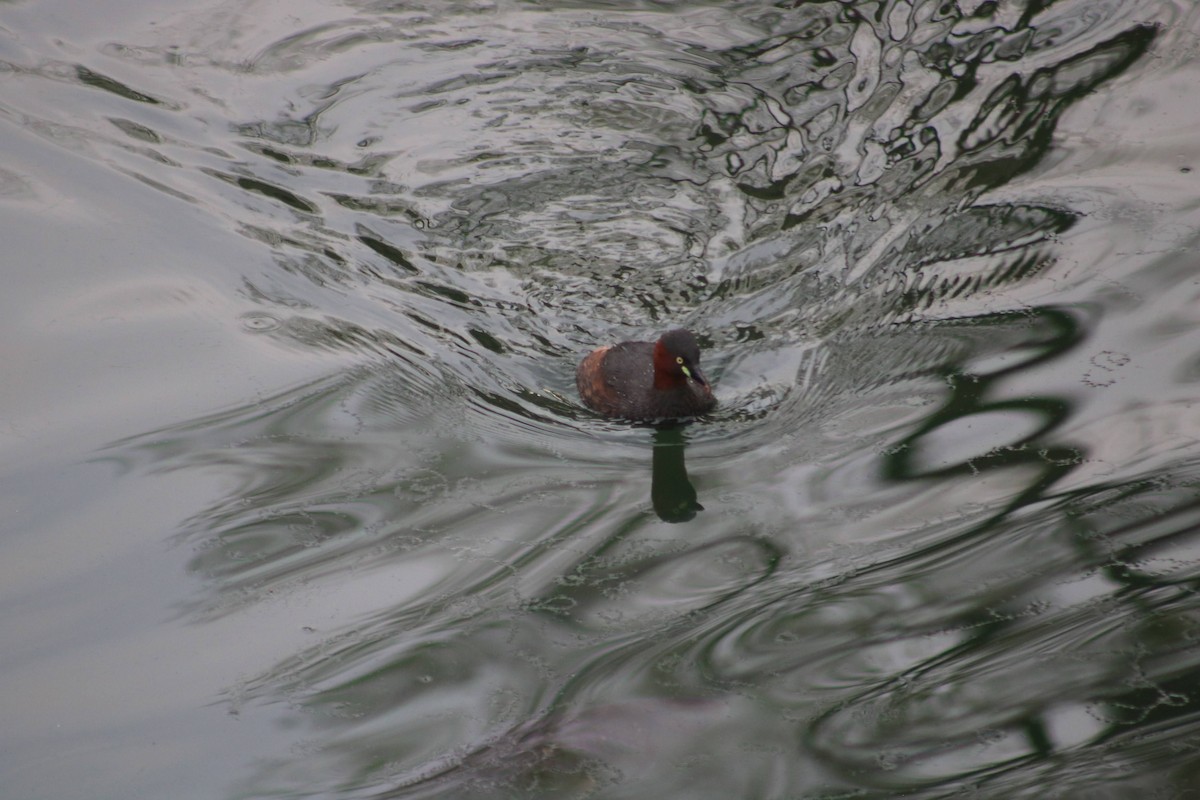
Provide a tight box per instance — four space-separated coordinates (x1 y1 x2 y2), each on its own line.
241 312 280 332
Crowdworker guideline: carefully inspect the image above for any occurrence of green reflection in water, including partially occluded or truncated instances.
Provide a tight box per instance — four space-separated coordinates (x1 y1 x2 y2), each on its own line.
85 3 1199 799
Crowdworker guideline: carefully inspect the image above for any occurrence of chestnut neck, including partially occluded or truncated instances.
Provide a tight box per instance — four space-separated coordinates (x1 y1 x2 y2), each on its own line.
652 340 687 391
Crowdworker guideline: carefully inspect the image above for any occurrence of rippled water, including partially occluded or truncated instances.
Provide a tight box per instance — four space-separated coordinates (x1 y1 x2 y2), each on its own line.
5 0 1200 797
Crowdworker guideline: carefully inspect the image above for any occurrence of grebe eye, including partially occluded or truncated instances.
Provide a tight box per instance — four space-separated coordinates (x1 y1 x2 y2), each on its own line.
676 356 684 365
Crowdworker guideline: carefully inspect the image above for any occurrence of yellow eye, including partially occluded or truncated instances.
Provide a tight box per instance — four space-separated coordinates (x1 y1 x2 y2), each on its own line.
676 356 684 365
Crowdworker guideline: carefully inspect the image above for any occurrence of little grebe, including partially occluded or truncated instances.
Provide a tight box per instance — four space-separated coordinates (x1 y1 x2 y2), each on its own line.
576 329 716 420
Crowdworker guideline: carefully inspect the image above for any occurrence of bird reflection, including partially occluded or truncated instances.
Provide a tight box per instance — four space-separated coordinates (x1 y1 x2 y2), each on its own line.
650 424 703 523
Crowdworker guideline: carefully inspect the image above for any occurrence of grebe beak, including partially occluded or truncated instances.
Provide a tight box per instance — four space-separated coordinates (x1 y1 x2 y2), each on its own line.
681 364 708 387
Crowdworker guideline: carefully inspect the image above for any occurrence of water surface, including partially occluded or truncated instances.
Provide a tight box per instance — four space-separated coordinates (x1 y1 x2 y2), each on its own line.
3 0 1200 798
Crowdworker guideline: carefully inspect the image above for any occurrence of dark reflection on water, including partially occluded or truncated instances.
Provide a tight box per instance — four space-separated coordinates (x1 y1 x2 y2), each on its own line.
885 307 1081 486
651 426 703 523
71 0 1200 797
